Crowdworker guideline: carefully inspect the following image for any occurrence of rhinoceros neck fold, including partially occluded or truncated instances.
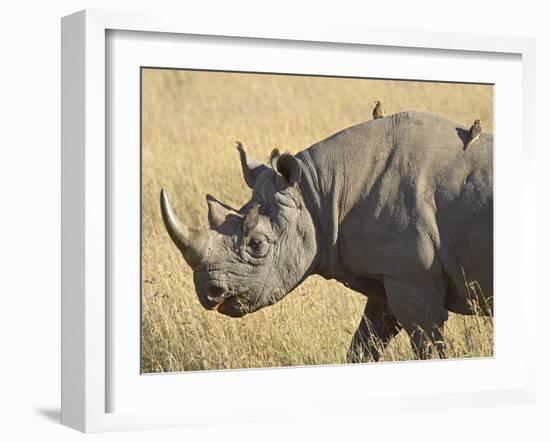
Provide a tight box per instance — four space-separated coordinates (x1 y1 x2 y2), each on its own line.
296 120 392 281
297 149 350 280
296 152 325 265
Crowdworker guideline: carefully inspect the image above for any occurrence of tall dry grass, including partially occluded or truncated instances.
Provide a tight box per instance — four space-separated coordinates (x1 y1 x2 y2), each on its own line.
141 69 493 373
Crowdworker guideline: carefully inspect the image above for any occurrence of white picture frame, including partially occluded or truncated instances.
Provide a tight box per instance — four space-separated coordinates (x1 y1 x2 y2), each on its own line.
61 9 537 433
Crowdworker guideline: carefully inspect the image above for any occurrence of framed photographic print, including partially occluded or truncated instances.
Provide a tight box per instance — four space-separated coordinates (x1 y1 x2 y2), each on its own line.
61 9 537 432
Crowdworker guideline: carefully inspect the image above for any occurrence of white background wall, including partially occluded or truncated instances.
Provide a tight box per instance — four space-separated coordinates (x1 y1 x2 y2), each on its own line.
0 1 547 440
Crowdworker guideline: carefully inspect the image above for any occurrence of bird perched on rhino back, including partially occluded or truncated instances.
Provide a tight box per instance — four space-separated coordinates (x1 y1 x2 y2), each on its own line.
465 119 482 150
372 100 385 120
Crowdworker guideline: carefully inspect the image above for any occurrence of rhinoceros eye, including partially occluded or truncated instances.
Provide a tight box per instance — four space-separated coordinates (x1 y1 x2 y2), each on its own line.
247 237 269 258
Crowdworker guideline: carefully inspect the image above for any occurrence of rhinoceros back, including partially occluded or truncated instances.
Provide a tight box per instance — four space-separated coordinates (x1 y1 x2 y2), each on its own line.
297 111 493 302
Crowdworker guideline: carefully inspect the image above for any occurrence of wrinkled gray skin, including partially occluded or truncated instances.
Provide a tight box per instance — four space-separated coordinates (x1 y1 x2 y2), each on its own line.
161 112 493 360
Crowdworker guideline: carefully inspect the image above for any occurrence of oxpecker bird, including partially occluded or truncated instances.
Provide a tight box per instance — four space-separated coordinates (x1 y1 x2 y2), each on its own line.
465 119 482 150
373 100 385 119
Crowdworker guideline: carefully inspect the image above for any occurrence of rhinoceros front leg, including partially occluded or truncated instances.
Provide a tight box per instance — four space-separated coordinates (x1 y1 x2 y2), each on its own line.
383 277 449 360
346 297 402 363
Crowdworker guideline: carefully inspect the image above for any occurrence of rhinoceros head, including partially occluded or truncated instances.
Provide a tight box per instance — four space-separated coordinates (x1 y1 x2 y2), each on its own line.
160 143 318 317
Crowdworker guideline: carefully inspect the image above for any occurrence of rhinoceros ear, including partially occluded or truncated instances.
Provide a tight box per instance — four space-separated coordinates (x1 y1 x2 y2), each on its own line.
274 152 301 188
206 194 237 229
236 141 269 189
269 148 281 170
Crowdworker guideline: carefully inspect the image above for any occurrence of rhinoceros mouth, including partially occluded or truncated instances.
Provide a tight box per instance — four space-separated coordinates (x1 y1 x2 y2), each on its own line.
214 288 254 317
215 296 248 317
197 277 253 315
198 279 230 310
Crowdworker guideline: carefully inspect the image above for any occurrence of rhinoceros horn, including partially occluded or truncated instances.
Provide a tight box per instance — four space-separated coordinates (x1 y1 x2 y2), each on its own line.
160 189 210 269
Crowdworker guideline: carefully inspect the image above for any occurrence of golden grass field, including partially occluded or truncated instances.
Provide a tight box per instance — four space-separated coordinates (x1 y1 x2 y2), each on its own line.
141 69 494 373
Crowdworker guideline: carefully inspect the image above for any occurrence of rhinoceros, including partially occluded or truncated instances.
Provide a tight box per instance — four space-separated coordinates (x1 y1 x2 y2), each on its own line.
160 111 493 360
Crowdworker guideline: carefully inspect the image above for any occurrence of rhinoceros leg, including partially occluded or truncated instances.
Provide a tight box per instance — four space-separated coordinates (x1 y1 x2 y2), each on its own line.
346 297 401 363
383 277 449 360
